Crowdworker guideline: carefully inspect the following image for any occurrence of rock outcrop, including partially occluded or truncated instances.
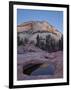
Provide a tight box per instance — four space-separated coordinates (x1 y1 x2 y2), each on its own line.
17 21 63 80
17 21 63 52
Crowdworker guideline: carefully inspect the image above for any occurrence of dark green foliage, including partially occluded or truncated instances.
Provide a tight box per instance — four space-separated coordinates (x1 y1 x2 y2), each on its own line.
36 34 40 47
51 38 56 51
61 35 63 50
36 35 45 50
59 35 63 50
39 41 45 50
36 34 63 52
45 35 52 51
17 34 29 46
24 38 28 44
55 41 59 51
17 35 23 46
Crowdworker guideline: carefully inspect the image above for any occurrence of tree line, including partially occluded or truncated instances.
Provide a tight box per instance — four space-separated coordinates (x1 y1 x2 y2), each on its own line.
17 34 63 52
36 34 63 52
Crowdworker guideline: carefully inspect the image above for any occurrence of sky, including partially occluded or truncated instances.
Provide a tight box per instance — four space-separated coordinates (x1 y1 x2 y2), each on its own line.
17 9 63 33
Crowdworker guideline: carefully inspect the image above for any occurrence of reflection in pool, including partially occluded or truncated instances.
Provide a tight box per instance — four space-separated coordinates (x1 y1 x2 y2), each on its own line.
23 63 55 76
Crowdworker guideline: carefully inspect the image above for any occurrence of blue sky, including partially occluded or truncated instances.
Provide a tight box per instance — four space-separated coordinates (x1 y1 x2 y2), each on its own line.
17 9 63 33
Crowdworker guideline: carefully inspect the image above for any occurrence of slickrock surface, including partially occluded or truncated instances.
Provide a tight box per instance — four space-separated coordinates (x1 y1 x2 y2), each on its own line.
17 44 63 80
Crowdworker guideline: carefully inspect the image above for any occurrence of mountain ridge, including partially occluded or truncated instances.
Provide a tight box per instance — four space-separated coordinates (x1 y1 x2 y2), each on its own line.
17 21 62 35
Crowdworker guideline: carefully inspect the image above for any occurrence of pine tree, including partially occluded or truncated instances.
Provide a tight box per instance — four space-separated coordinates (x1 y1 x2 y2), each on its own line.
17 35 24 46
51 38 55 51
36 34 40 47
46 35 51 51
17 35 22 46
59 35 63 50
39 41 45 50
24 38 28 44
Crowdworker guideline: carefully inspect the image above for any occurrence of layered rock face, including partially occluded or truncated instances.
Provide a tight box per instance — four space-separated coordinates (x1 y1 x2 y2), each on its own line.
17 21 60 35
17 21 63 52
17 23 32 32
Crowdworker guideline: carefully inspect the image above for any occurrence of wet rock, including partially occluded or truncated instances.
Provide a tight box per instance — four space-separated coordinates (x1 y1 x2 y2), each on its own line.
31 63 55 76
